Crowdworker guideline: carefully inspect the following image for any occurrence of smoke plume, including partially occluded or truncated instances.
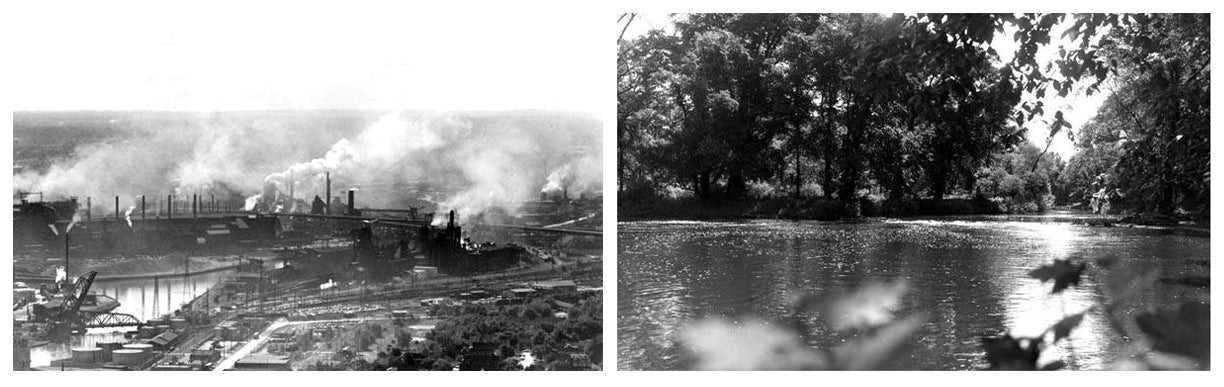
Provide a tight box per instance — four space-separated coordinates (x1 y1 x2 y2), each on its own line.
14 110 601 224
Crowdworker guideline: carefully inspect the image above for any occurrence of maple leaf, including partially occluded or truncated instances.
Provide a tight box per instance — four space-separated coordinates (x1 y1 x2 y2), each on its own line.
981 334 1041 370
1028 259 1086 293
1049 312 1085 343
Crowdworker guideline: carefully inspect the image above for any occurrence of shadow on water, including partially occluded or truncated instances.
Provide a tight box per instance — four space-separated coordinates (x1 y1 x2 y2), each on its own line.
617 214 1210 370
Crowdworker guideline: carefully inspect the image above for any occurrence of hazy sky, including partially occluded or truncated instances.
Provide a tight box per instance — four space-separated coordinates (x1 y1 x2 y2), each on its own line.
619 13 1108 158
7 3 605 113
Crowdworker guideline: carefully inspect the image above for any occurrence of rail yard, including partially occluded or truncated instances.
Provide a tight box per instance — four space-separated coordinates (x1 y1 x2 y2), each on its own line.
13 187 602 371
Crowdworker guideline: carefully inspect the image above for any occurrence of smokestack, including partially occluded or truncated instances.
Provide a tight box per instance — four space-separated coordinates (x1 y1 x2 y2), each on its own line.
141 195 146 220
211 194 215 214
168 194 172 219
448 210 455 228
325 172 331 215
348 189 355 215
193 194 198 218
87 197 91 222
115 196 119 221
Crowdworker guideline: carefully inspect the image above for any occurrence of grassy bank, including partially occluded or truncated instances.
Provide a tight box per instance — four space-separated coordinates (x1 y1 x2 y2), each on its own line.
619 194 1003 221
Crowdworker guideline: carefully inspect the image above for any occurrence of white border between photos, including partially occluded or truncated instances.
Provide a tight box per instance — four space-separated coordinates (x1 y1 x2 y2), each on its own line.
0 0 1220 385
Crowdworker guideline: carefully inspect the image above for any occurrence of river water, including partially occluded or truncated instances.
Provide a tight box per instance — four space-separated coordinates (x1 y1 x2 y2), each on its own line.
25 270 232 368
617 214 1210 370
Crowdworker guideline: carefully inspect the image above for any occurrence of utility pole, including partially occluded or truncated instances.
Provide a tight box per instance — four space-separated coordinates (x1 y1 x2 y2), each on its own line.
63 231 70 277
153 276 160 319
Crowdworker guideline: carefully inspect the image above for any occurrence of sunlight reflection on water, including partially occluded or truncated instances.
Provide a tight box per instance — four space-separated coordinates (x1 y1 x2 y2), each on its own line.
618 216 1209 370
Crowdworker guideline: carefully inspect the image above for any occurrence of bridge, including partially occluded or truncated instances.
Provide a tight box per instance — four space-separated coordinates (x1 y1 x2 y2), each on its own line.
79 312 143 329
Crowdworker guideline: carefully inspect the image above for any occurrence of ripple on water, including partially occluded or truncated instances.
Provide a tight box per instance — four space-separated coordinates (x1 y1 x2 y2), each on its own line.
618 217 1210 370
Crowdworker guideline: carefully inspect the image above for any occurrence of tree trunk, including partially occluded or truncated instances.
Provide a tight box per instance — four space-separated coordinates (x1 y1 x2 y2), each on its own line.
839 97 867 204
727 172 746 199
931 165 948 201
793 148 802 200
617 139 626 192
697 172 712 200
823 148 835 199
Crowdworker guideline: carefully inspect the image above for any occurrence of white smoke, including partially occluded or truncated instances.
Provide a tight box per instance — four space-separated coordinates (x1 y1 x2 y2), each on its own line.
541 152 602 197
124 205 137 228
541 166 568 195
244 194 260 211
16 111 602 224
64 209 82 234
13 111 370 205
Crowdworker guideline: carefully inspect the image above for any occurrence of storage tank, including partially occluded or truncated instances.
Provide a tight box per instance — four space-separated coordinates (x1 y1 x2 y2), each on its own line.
123 343 154 352
71 347 104 364
112 349 146 365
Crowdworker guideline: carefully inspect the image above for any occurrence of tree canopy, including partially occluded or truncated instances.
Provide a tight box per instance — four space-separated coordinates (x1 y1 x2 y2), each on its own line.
619 13 1208 218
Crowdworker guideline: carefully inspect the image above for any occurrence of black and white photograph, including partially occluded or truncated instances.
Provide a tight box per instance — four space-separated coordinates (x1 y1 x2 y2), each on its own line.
9 3 604 371
617 13 1210 370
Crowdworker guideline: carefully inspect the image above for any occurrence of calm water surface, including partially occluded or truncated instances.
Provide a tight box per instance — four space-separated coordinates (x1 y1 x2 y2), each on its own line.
26 271 230 367
618 214 1209 370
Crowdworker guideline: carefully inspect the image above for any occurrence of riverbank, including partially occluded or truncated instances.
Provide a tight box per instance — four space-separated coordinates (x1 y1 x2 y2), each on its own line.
13 251 281 283
619 196 1209 235
619 196 1004 221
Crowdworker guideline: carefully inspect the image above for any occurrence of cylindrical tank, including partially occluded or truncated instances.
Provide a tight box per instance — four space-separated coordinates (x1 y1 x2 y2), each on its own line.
170 318 188 330
123 343 154 352
112 349 145 365
71 347 104 364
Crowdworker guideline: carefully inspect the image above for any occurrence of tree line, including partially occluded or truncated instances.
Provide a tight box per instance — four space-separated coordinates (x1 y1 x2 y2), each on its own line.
618 13 1208 218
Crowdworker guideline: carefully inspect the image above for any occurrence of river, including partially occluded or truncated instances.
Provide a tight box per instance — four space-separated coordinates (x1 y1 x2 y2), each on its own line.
617 213 1210 370
25 270 232 368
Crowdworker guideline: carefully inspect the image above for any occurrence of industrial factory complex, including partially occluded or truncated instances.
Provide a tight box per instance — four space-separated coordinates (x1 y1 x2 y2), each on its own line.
13 176 603 371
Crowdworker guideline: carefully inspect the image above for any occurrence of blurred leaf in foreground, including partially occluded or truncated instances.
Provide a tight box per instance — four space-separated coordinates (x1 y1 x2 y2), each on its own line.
818 279 910 332
1049 312 1085 343
681 318 827 370
1135 302 1210 368
981 334 1041 370
1029 259 1086 294
831 313 927 370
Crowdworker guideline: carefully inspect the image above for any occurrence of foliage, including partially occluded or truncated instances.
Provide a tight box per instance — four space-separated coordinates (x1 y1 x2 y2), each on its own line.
1027 258 1086 294
620 13 1208 218
677 256 1209 370
679 279 927 370
392 291 601 371
1058 142 1122 206
1053 14 1209 216
989 255 1210 370
975 142 1063 212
